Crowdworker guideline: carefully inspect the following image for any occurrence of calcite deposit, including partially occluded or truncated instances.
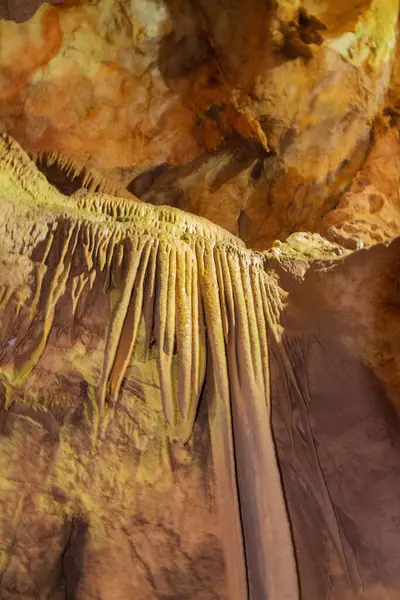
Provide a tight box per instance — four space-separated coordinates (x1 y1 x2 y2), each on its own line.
0 133 299 599
1 133 400 600
1 1 400 599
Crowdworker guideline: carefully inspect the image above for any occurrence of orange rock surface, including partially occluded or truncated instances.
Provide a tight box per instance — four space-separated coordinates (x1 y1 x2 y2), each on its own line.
0 0 400 247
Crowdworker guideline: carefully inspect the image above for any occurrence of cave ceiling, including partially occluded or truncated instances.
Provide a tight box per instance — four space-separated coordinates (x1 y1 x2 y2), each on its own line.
0 0 400 249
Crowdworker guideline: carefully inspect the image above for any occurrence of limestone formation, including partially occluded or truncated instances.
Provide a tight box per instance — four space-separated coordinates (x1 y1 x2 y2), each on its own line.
1 1 400 599
1 0 400 248
1 133 400 600
0 134 300 599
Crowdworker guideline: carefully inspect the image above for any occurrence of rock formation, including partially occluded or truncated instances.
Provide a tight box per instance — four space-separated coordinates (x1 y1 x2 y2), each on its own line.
0 133 301 599
1 1 400 599
1 132 400 600
1 0 400 248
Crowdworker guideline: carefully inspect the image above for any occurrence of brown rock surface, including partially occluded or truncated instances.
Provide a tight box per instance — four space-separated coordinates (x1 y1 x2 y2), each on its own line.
1 1 400 599
269 235 400 600
322 122 400 247
1 136 400 599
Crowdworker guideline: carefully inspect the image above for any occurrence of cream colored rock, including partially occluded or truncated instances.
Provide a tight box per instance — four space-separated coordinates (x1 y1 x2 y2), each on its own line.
322 124 400 247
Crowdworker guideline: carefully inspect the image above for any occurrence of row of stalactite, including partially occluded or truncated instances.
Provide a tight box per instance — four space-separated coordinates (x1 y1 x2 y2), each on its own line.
0 133 300 599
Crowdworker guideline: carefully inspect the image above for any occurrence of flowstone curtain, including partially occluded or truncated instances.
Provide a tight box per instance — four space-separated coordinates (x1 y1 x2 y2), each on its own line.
0 134 299 600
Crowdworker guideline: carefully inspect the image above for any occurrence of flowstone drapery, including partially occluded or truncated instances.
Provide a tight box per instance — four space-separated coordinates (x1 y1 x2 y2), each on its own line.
1 134 400 600
0 134 298 599
2 0 400 597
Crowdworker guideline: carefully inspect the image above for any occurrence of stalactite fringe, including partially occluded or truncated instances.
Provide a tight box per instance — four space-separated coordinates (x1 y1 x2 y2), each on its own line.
0 133 300 600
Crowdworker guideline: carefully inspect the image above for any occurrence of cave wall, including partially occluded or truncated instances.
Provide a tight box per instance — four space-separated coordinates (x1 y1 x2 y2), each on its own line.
268 235 400 600
1 2 400 599
1 137 400 599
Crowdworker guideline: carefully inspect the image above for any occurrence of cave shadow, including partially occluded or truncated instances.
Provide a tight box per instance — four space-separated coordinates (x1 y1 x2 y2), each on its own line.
152 538 226 600
125 0 282 201
61 516 88 600
157 0 323 91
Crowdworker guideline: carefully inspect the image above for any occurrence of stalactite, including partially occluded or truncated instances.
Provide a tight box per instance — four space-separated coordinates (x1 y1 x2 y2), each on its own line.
30 149 135 200
0 133 300 600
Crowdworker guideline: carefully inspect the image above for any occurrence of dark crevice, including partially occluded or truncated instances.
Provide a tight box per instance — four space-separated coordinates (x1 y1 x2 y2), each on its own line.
133 140 268 207
250 160 263 181
127 163 169 197
60 517 88 600
36 162 84 196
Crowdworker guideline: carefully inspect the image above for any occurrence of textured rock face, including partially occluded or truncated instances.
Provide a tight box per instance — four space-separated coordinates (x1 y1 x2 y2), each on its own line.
1 137 400 600
269 235 400 600
1 0 400 247
322 122 400 247
1 2 400 599
0 135 299 600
